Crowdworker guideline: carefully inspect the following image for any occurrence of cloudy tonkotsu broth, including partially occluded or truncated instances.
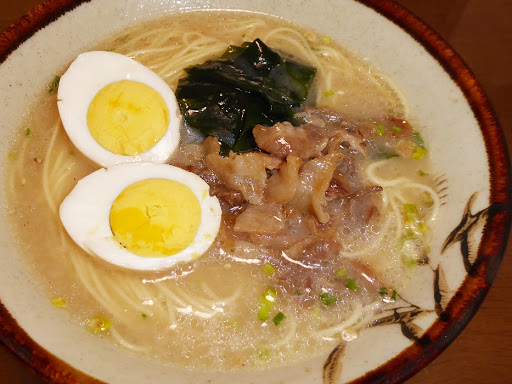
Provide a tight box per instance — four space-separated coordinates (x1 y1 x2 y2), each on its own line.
5 11 439 370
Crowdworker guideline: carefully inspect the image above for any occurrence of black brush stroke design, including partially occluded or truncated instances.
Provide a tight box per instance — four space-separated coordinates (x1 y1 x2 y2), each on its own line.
322 303 431 383
372 303 432 345
433 265 451 320
400 321 427 344
323 342 345 384
442 192 502 275
433 173 449 206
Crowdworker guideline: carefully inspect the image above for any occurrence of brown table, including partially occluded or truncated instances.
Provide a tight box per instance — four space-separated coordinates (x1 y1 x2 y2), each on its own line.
1 0 511 383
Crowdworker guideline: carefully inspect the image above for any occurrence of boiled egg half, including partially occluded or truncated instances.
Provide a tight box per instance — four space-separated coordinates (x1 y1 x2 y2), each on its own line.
59 163 221 270
57 51 181 167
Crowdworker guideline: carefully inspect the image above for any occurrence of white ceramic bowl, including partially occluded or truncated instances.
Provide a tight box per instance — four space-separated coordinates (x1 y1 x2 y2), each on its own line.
0 1 510 383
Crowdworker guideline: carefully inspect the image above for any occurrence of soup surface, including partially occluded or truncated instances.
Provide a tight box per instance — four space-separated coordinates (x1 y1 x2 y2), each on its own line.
5 11 439 370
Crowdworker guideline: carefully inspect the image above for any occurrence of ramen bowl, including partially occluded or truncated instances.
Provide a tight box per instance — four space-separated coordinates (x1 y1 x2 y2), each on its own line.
0 1 510 383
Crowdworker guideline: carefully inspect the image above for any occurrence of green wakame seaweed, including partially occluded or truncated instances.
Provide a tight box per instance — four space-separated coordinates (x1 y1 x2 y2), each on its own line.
176 39 316 153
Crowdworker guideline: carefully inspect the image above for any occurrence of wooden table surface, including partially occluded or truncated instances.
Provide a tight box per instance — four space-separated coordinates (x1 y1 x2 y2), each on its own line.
1 0 511 383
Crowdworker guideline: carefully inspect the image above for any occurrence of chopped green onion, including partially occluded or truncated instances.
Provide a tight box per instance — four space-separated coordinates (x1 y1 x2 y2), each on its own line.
417 170 430 177
405 214 417 224
319 292 337 306
420 191 434 207
379 287 388 296
257 287 277 321
418 222 428 233
406 258 418 268
334 268 347 278
227 320 238 330
48 75 60 95
412 132 424 147
141 313 147 319
85 317 112 333
323 89 335 97
272 312 285 326
7 153 15 160
403 203 418 214
346 278 359 291
51 297 66 308
375 124 384 136
412 146 427 160
392 125 402 132
263 263 277 276
402 230 416 242
25 128 32 137
256 348 269 359
380 287 398 303
322 36 331 44
295 290 302 296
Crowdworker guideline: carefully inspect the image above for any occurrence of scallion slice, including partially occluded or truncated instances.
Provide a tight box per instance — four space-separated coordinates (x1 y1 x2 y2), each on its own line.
263 263 277 276
319 292 337 306
84 317 112 333
412 132 424 147
51 297 66 308
48 75 60 95
334 268 347 278
403 203 418 214
257 287 277 321
412 146 427 160
273 312 285 326
346 278 359 291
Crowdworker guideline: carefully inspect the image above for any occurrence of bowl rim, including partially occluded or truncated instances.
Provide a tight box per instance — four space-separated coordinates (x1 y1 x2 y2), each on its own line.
0 0 510 383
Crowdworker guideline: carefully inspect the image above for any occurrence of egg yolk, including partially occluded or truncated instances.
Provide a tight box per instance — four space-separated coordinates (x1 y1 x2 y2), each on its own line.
109 178 201 258
87 80 169 156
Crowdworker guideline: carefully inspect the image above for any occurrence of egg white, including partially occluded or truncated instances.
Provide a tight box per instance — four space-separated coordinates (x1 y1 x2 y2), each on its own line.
57 51 181 167
59 163 222 271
